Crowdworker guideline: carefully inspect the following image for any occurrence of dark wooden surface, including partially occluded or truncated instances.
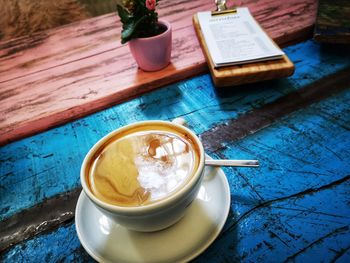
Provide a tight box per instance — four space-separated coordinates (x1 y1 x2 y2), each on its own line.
0 0 317 146
1 39 350 262
314 0 350 44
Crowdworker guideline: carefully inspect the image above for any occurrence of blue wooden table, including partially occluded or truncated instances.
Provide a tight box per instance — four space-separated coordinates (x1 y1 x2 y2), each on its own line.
1 40 350 262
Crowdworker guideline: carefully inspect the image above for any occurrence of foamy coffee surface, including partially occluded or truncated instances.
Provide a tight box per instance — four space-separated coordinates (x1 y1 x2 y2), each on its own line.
88 128 199 207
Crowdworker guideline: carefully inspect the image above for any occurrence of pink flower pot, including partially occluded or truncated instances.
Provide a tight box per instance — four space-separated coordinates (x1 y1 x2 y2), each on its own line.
129 20 172 72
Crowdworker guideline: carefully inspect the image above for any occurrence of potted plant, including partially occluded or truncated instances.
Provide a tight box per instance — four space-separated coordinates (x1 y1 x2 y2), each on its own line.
116 0 172 71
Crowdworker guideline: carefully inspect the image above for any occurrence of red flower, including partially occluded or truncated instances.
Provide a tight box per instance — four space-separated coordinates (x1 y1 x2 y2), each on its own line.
145 0 156 11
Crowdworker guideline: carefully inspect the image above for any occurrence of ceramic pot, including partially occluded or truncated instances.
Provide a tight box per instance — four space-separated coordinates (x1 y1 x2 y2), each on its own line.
129 20 172 71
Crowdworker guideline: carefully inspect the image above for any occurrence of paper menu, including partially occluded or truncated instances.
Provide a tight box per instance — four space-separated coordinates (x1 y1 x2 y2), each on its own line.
197 8 285 68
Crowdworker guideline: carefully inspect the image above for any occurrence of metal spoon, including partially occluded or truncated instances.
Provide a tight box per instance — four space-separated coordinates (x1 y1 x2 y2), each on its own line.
205 159 259 167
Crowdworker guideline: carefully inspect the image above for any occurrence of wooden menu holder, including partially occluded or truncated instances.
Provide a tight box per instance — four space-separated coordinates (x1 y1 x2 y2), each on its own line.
192 10 295 87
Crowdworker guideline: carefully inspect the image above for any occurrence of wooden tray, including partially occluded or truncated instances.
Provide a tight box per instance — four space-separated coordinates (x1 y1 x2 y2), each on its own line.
193 14 295 87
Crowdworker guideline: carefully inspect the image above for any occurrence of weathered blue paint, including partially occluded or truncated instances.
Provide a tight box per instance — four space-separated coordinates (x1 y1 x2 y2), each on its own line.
2 74 350 262
1 40 350 221
1 223 94 263
194 89 350 262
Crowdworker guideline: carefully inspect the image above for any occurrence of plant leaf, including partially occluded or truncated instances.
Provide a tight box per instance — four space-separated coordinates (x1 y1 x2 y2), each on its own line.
117 5 131 24
121 15 148 43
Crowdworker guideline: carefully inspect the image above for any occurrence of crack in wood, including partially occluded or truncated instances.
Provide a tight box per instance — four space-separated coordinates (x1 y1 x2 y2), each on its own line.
268 230 290 248
329 244 350 263
0 46 118 84
224 175 350 234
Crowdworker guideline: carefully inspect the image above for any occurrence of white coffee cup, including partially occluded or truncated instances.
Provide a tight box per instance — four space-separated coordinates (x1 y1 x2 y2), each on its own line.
80 120 205 232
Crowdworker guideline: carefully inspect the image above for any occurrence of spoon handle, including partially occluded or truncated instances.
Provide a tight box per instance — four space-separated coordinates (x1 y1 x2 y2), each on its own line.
205 159 259 167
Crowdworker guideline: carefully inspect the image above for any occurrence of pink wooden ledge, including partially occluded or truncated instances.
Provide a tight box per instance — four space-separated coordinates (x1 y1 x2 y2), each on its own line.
0 0 317 146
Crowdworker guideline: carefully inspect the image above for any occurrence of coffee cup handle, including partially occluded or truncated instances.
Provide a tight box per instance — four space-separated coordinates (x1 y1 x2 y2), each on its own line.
172 117 215 180
171 117 187 127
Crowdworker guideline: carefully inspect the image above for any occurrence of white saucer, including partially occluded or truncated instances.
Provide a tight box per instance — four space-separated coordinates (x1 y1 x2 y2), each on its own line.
75 165 231 263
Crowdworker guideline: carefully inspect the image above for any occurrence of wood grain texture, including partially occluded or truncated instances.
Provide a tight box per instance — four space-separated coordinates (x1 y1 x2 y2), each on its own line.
1 223 93 262
2 66 349 253
201 67 350 152
203 91 350 262
2 84 350 262
1 40 350 250
0 188 81 253
1 40 349 222
1 41 350 261
193 14 295 87
0 0 317 146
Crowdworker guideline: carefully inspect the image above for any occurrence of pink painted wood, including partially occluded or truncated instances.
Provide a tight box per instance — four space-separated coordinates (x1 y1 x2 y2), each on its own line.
0 0 317 146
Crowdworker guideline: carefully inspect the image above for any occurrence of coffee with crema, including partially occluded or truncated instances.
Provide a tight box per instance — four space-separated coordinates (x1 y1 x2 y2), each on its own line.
86 124 200 207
